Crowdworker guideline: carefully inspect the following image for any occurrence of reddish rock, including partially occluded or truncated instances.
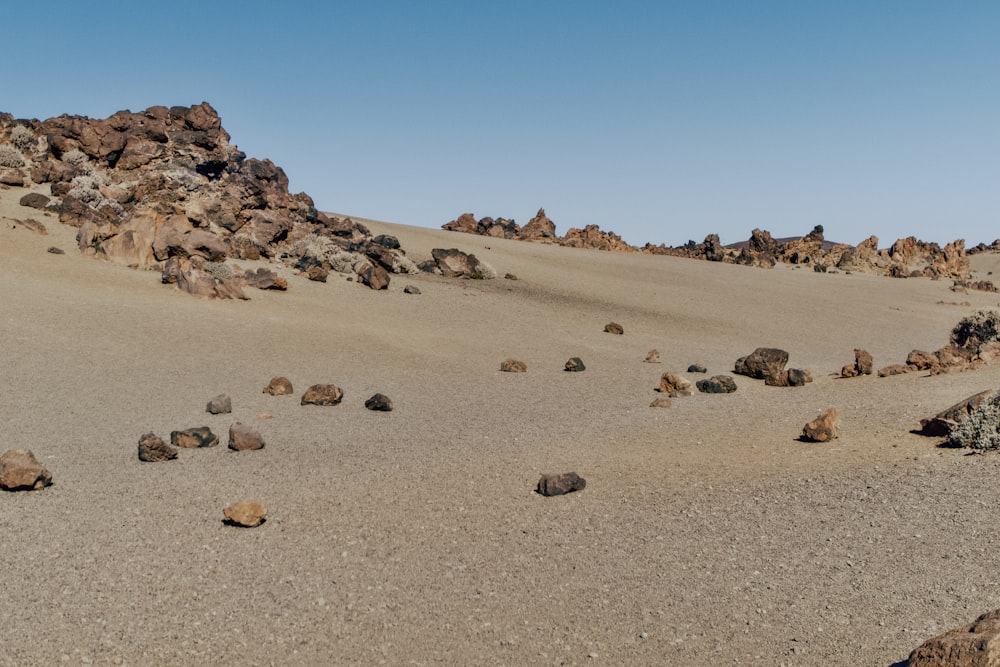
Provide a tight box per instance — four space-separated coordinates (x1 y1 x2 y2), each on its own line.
907 349 939 371
878 364 915 377
536 472 586 496
841 348 874 377
519 208 557 241
0 450 53 491
430 248 493 279
979 341 1000 364
500 359 527 373
364 393 394 412
263 377 294 395
228 423 265 451
604 322 624 335
137 432 177 462
301 384 344 406
0 169 24 186
305 264 329 282
734 347 789 382
223 501 268 528
766 368 812 387
560 224 635 252
170 427 219 449
243 267 288 290
357 262 390 289
919 389 997 437
905 609 1000 666
801 408 840 442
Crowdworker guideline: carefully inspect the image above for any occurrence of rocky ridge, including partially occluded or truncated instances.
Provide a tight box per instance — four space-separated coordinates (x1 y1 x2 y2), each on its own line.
0 103 419 297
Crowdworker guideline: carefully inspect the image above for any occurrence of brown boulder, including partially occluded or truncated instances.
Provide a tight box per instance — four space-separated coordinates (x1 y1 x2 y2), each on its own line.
228 423 265 451
263 377 294 395
170 427 219 449
907 349 939 371
905 609 1000 666
564 357 586 372
305 265 329 282
841 348 874 377
604 322 624 335
301 384 344 406
137 432 177 462
536 472 586 496
918 389 997 437
766 368 813 387
223 501 268 528
500 359 527 373
734 347 789 381
19 193 50 210
0 450 53 491
430 248 493 279
801 408 840 442
364 393 394 412
357 262 390 289
878 364 915 377
658 372 692 395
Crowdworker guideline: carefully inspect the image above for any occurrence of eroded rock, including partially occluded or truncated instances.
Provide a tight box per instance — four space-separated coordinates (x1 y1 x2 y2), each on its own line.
500 359 527 373
802 408 840 442
536 472 586 496
301 384 344 406
223 501 267 528
170 427 218 449
228 423 265 451
0 449 53 491
138 432 177 462
263 377 294 396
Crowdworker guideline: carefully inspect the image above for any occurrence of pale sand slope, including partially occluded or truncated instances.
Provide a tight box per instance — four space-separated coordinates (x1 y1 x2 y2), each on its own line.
4 192 1000 666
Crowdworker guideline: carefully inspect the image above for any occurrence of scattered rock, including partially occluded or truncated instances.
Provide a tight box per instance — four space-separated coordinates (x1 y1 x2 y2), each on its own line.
766 368 813 387
364 393 394 411
500 359 527 373
0 449 53 491
536 472 586 496
137 432 177 462
878 364 914 377
564 357 586 372
430 248 494 279
918 389 997 437
170 427 219 449
223 501 267 528
243 267 288 291
644 349 661 363
504 273 518 280
657 372 692 395
47 246 64 255
228 423 265 451
263 377 294 396
687 363 707 374
734 347 789 382
650 397 672 408
358 262 390 289
905 608 1000 666
403 284 421 294
305 264 328 282
696 375 737 394
906 349 939 371
206 394 232 414
19 193 50 209
301 384 344 406
801 408 840 442
841 348 874 378
604 322 624 335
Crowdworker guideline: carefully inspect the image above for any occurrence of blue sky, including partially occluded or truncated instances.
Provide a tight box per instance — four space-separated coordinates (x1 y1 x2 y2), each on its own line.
3 2 997 247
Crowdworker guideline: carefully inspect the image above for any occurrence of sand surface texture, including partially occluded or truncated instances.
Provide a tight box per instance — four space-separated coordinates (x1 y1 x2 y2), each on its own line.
3 192 1000 666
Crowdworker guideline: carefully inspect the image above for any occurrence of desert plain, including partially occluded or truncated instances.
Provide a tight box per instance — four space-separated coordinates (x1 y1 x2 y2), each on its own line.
4 185 1000 666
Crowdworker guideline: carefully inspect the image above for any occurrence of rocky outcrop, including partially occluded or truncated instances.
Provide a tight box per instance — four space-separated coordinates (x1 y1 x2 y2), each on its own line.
0 449 53 491
905 609 1000 666
561 225 635 252
0 104 418 298
536 472 586 496
520 208 557 241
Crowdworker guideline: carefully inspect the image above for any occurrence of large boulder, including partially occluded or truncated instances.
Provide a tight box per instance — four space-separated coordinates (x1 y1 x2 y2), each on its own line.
430 248 494 279
905 609 1000 666
801 408 840 442
0 450 53 490
734 348 789 382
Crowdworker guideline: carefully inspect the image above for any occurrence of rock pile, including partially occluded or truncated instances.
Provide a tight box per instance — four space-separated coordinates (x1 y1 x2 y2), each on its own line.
0 103 419 297
733 347 812 387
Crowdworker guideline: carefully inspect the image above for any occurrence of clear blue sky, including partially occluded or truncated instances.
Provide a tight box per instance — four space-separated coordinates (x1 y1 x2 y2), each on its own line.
3 1 997 247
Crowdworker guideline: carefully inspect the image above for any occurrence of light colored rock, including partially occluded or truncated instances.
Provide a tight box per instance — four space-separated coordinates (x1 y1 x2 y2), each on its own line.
223 501 267 527
301 384 344 406
263 377 293 396
500 359 527 373
0 450 53 491
802 408 840 442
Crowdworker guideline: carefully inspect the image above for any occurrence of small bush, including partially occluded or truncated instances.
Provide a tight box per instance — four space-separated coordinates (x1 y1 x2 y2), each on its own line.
951 310 1000 350
0 145 25 168
204 261 235 281
10 126 35 153
947 393 1000 450
61 149 89 166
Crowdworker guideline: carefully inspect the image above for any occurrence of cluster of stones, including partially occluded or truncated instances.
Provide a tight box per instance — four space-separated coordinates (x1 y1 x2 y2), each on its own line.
734 347 813 387
443 209 635 253
0 103 420 298
262 376 392 411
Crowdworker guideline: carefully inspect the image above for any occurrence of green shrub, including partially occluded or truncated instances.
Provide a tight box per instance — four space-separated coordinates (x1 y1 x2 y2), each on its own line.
951 310 1000 350
947 393 1000 450
0 145 25 168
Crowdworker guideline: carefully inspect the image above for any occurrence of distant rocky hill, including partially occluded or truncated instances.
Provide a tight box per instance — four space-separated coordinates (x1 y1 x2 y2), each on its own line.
444 212 971 279
0 103 418 297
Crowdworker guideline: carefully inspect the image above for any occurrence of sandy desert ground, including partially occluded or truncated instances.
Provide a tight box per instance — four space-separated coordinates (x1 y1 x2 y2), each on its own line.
4 187 1000 666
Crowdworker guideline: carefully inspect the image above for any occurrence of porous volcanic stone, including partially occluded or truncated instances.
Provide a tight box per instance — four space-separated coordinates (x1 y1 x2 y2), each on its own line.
138 432 177 462
906 608 1000 666
223 501 268 528
301 384 344 406
604 322 624 335
228 423 265 451
696 375 737 394
644 349 661 363
170 426 219 449
263 377 294 396
564 357 586 372
206 394 232 414
364 393 394 412
536 472 587 496
0 449 53 491
801 408 840 442
500 359 527 373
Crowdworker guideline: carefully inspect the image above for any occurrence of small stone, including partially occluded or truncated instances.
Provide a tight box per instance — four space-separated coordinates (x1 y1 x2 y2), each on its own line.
536 472 586 496
364 393 393 411
403 285 421 294
604 322 624 335
644 349 660 363
696 375 737 394
658 372 692 394
650 397 672 408
801 408 840 442
206 394 232 414
47 246 65 255
263 377 294 395
223 501 267 527
301 384 344 406
305 265 328 282
137 432 177 462
564 357 586 372
504 273 518 280
500 359 527 373
687 363 707 374
0 449 53 491
228 423 265 451
170 426 219 449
